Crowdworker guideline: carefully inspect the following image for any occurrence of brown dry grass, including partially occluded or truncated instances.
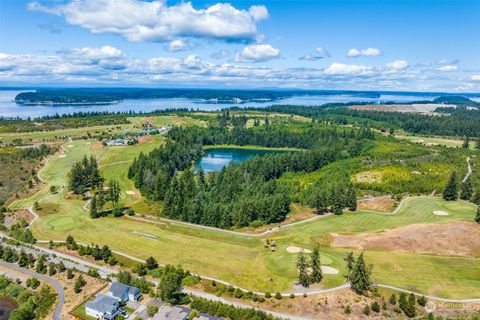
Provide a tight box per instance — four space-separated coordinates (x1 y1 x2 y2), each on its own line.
3 209 34 228
357 196 398 213
349 104 452 114
331 221 480 257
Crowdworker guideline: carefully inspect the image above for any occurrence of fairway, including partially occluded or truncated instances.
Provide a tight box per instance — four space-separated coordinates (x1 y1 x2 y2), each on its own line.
10 138 480 298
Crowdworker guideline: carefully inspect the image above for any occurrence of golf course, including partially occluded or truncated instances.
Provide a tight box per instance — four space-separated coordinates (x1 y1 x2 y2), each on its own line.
8 115 480 298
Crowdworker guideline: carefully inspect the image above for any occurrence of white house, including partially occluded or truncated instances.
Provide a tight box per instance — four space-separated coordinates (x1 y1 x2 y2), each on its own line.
107 282 141 302
85 294 120 320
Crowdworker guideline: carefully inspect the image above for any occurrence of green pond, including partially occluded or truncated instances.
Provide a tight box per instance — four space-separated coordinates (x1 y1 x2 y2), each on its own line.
194 147 292 172
0 296 17 320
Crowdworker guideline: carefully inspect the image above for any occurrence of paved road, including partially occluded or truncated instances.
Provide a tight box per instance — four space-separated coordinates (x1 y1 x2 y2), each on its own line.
0 261 65 320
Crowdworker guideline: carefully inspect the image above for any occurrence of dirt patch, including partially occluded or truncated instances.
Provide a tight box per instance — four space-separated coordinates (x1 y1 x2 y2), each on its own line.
137 135 153 144
3 209 33 228
358 196 397 213
286 246 312 254
125 190 137 195
91 141 104 150
58 155 66 158
433 210 449 216
331 221 480 257
354 171 382 183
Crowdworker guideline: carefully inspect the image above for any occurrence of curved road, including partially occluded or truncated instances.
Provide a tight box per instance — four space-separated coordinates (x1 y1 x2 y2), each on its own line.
0 261 64 320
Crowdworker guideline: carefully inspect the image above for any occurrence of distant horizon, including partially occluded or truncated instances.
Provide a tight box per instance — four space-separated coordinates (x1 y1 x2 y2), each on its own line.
1 1 479 92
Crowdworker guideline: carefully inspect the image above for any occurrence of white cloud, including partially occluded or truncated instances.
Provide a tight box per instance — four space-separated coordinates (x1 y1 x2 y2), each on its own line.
67 45 124 60
210 50 230 59
299 47 330 61
248 5 269 21
164 39 195 52
471 75 480 81
436 65 458 72
28 0 268 42
386 60 409 70
437 59 460 65
347 47 382 57
324 63 373 75
235 44 280 62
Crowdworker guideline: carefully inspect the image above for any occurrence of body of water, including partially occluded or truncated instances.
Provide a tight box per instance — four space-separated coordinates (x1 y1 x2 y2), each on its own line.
0 296 17 320
0 90 441 119
194 147 290 172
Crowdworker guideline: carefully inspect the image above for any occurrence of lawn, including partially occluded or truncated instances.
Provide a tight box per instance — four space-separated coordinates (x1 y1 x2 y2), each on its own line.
9 136 480 298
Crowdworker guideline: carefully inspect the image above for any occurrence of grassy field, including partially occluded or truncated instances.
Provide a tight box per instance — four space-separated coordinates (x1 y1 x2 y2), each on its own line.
397 132 477 149
8 135 480 298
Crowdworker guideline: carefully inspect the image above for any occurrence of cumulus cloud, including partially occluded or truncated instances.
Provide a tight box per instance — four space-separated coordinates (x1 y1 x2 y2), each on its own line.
347 48 382 57
28 0 268 42
210 50 230 59
437 59 460 65
471 75 480 81
387 60 409 70
235 44 280 62
436 65 458 72
164 39 195 52
299 47 330 61
324 63 373 75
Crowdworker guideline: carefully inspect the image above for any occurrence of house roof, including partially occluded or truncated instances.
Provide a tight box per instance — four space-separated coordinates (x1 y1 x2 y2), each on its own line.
109 282 140 298
86 294 118 315
153 306 188 320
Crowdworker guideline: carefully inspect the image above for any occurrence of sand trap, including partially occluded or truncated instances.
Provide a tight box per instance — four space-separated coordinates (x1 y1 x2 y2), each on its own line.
126 191 136 195
321 266 339 275
58 155 66 158
286 246 312 254
67 145 74 148
433 210 449 216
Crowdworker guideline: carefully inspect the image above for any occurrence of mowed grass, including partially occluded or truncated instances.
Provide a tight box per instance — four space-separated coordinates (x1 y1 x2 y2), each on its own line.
126 115 207 128
12 137 480 297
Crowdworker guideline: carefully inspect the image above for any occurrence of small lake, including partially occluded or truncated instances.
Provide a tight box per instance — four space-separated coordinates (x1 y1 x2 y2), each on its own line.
0 296 17 320
194 147 291 172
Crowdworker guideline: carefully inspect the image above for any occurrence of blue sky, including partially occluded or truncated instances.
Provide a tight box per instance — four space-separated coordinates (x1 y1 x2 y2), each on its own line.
0 0 479 92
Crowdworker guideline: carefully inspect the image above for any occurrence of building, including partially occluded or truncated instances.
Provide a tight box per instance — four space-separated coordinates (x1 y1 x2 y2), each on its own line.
85 294 121 320
152 305 188 320
107 282 141 302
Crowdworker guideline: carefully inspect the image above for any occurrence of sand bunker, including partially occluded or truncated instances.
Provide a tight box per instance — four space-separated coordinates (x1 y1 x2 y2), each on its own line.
331 221 480 257
287 246 312 253
433 210 449 216
58 155 66 158
126 190 136 195
321 266 339 275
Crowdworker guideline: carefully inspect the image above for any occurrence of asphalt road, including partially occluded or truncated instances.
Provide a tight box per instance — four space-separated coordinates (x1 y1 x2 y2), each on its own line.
0 261 64 320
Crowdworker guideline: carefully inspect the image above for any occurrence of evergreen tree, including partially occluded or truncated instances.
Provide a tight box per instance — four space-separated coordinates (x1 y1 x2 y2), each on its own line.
442 171 458 201
344 251 355 281
296 251 309 287
309 246 323 284
475 206 480 224
460 178 473 200
35 255 47 274
158 265 185 304
472 190 480 205
18 250 29 268
346 185 357 211
462 136 470 149
90 194 99 218
350 252 371 295
146 257 159 270
108 179 121 207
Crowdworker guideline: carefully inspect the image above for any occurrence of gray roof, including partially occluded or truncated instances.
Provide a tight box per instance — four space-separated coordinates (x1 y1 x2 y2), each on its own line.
109 282 140 298
153 306 188 320
86 294 118 314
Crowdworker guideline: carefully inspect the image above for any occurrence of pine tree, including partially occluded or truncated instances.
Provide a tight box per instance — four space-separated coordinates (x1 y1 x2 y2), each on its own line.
460 178 473 200
90 195 98 218
443 171 458 201
297 251 309 287
309 246 323 284
472 190 480 205
344 251 355 281
350 252 371 295
462 136 470 149
475 206 480 224
346 184 357 211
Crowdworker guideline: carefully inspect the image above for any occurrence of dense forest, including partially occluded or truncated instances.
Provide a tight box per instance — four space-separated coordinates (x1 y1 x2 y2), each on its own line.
128 121 374 228
259 105 480 137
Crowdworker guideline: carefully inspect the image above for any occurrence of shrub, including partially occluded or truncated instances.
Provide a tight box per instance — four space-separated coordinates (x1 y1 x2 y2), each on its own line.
233 288 244 298
289 293 295 299
344 305 351 314
418 295 428 307
389 293 397 305
275 292 282 300
265 292 271 298
371 301 380 313
362 305 370 315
